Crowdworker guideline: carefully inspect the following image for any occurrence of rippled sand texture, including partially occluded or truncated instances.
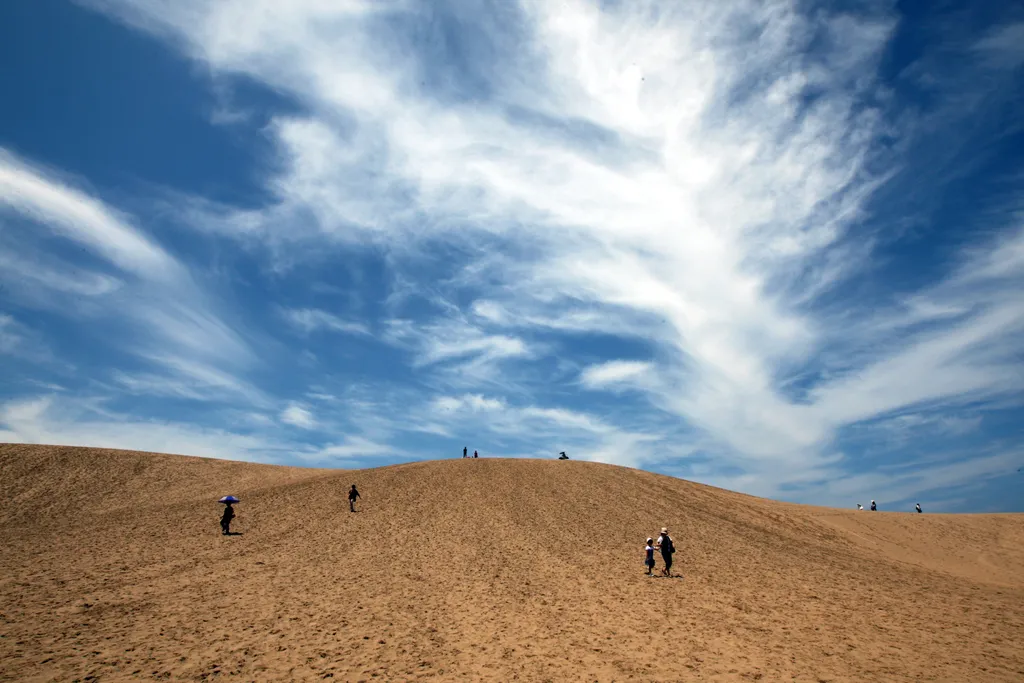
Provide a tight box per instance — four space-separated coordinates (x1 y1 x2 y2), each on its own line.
2 443 1022 682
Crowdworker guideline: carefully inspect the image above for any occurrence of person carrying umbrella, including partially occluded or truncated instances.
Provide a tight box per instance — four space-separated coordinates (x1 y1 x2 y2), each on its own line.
219 496 238 535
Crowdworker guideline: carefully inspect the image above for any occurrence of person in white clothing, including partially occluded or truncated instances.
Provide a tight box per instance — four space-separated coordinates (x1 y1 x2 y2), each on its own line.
643 538 656 575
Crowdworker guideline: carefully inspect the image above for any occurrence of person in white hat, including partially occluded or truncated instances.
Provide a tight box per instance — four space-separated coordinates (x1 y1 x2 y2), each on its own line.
643 537 656 576
656 527 675 577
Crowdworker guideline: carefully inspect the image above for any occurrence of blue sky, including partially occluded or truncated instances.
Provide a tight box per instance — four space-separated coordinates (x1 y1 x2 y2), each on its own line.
1 0 1022 512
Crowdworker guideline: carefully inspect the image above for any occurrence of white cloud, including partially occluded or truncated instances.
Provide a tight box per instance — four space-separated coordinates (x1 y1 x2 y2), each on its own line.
431 394 506 413
0 394 291 463
0 146 258 403
383 315 531 387
282 308 370 336
0 150 179 280
299 436 396 465
280 403 316 429
0 250 122 298
580 360 653 389
112 356 268 405
974 22 1024 70
0 314 23 354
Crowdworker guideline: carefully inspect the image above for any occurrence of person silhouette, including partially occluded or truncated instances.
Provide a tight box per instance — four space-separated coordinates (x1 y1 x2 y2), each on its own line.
558 451 568 460
870 500 877 511
915 503 922 514
348 484 361 512
656 528 675 577
463 446 468 458
473 450 478 458
220 503 235 535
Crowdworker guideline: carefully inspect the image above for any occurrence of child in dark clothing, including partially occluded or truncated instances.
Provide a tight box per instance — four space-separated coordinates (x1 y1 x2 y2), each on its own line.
348 484 360 512
220 503 234 535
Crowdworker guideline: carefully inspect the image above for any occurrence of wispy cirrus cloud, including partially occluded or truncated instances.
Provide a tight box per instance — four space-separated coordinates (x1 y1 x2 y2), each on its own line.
0 150 179 279
0 148 256 404
281 308 370 336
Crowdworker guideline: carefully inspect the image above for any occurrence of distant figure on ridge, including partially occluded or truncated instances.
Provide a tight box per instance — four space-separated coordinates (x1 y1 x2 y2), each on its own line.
558 451 568 460
870 500 877 511
915 503 922 514
218 496 237 535
473 450 478 458
857 504 864 510
643 537 656 576
656 527 675 577
463 446 468 458
348 484 361 512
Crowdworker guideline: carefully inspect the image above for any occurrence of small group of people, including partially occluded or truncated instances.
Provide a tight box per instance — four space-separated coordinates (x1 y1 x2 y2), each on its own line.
462 446 479 459
856 500 923 513
643 527 676 577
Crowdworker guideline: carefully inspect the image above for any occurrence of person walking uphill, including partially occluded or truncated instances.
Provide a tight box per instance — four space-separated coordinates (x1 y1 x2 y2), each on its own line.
348 484 361 512
218 495 238 535
656 528 676 577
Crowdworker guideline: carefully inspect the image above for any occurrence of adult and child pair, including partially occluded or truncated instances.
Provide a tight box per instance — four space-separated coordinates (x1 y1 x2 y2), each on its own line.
644 528 676 577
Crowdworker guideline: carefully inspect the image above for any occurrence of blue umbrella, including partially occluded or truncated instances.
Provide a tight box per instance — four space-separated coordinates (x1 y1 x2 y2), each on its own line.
218 496 239 504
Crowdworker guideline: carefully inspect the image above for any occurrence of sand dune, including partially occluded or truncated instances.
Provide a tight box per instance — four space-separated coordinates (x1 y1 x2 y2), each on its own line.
1 444 1022 682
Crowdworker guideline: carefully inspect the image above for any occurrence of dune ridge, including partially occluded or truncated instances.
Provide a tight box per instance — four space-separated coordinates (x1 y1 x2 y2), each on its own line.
1 443 1022 682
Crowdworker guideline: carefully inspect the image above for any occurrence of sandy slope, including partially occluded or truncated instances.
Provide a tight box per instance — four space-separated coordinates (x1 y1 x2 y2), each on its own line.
1 444 1022 682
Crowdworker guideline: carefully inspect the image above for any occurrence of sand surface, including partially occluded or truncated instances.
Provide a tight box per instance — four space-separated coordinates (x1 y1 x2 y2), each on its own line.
1 443 1022 682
